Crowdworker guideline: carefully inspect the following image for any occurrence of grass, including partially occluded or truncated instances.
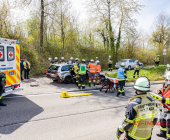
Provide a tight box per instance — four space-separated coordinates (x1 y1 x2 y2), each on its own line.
106 66 166 82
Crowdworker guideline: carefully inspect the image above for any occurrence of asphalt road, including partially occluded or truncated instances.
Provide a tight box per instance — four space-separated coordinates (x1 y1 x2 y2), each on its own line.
0 77 165 140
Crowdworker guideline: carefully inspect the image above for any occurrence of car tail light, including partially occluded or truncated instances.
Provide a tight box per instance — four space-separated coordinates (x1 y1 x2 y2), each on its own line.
14 84 20 89
55 72 58 75
46 70 48 73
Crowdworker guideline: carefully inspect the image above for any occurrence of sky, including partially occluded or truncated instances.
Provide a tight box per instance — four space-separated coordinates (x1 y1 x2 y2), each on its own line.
71 0 170 32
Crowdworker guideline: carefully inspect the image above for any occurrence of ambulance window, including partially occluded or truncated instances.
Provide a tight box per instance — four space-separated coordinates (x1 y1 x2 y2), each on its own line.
7 46 15 61
0 46 4 61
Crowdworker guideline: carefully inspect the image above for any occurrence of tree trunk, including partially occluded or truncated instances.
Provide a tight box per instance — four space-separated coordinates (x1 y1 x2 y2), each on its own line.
40 0 44 50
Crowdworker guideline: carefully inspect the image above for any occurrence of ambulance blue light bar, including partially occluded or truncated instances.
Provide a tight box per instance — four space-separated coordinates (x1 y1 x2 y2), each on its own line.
0 39 17 44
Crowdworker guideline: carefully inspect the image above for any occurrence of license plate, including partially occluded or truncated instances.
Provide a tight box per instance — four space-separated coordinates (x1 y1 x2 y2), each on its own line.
5 87 11 91
50 74 56 78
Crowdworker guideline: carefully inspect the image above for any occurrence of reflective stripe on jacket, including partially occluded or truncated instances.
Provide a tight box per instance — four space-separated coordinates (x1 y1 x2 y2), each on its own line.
88 63 96 73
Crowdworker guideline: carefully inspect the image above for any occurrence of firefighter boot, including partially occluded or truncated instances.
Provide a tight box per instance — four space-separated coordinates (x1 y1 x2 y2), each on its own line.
157 134 166 138
94 83 95 86
78 86 81 89
89 83 91 87
82 86 85 89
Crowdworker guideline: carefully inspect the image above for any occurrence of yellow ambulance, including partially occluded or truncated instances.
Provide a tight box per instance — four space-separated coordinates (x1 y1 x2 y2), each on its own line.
0 38 22 97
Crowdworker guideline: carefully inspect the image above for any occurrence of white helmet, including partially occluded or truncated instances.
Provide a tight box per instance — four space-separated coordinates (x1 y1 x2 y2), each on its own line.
91 59 94 62
75 58 79 61
167 64 170 68
61 57 64 59
166 72 170 80
96 60 100 64
70 57 73 60
135 60 139 63
54 57 58 59
133 76 150 92
82 59 86 62
120 63 125 67
109 55 111 58
48 58 52 60
96 57 98 59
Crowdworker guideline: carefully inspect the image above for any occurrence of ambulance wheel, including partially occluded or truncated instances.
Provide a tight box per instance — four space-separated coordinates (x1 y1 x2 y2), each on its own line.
64 76 72 84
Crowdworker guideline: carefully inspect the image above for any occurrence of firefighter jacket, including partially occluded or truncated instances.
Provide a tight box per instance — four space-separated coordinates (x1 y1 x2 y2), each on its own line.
88 62 97 73
73 62 79 74
117 67 126 81
23 61 30 69
108 59 113 64
54 60 59 64
78 63 86 75
118 93 158 140
134 64 140 70
59 60 66 64
159 82 170 110
154 57 160 62
96 64 101 73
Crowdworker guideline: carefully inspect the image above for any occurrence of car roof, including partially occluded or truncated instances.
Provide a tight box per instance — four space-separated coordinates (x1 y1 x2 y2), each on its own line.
52 63 73 66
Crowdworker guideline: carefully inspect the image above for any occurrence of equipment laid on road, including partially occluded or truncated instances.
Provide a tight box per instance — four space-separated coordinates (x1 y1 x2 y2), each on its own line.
60 91 92 98
99 75 118 93
0 38 22 97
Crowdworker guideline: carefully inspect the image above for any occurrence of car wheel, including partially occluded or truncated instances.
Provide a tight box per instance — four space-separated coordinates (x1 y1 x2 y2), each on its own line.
128 66 131 70
64 76 72 84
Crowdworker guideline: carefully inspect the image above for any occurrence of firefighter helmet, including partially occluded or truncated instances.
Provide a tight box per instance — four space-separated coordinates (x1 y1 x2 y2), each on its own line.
167 64 170 68
75 58 79 61
70 57 73 60
120 63 125 67
96 57 98 59
61 57 64 59
96 60 100 64
135 60 138 63
48 58 52 60
54 57 58 59
91 59 94 62
133 76 150 92
82 59 86 62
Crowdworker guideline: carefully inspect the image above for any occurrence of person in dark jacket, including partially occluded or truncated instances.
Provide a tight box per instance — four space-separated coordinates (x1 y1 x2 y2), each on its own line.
20 59 24 80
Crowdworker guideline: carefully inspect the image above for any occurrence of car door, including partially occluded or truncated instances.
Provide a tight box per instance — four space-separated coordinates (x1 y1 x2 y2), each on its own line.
61 65 71 75
131 59 136 68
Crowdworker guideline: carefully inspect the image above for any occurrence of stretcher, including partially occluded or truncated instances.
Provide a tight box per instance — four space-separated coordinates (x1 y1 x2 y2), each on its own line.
99 75 119 93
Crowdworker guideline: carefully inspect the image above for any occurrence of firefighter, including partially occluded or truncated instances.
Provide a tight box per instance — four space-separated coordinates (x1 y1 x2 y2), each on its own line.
48 58 54 65
68 57 74 64
95 57 99 64
78 59 86 89
156 72 170 139
23 59 31 79
54 57 59 64
59 57 66 64
165 64 170 74
73 58 79 85
133 60 140 78
117 63 127 96
20 59 24 80
0 72 6 106
116 76 158 140
108 56 113 71
154 55 160 66
96 60 101 85
88 59 97 87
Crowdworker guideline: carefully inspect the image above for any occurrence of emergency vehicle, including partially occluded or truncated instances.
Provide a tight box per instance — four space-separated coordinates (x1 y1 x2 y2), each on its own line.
0 38 22 97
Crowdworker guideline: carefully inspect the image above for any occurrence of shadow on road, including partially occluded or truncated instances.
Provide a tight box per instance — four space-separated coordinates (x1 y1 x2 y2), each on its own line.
0 94 43 134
